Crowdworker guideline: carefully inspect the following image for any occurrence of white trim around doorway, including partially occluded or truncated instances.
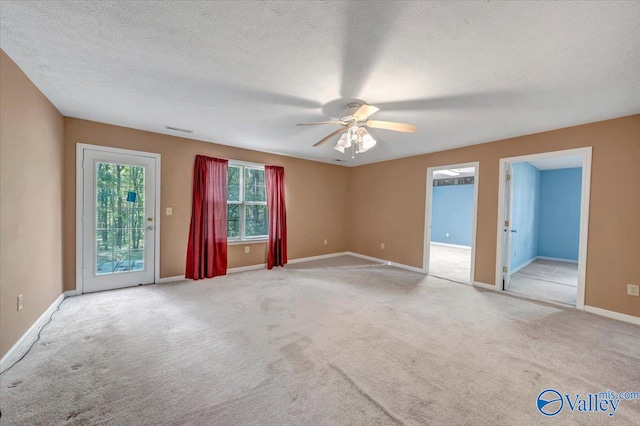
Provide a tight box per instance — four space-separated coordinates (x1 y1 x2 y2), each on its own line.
75 143 161 294
423 161 480 284
494 147 592 310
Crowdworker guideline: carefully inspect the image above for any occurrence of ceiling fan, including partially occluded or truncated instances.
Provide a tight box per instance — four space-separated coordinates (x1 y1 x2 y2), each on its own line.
296 102 417 155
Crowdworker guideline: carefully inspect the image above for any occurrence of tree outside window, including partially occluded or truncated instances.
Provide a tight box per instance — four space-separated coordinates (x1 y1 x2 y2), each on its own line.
227 164 268 240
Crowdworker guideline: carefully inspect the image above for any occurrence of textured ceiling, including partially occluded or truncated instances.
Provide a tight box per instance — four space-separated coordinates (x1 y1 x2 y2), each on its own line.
1 1 639 166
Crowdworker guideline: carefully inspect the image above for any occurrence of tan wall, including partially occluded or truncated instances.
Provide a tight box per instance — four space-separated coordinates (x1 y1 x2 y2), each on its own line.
348 115 640 317
63 118 350 289
0 50 65 357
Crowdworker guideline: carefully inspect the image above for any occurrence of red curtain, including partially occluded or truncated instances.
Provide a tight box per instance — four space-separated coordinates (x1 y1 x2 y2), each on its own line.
185 155 228 279
265 165 287 269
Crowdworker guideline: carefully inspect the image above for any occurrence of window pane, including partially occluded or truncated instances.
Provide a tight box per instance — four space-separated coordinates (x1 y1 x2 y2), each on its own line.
227 203 240 239
97 251 114 274
129 250 145 271
244 204 268 238
113 250 130 272
95 162 145 275
228 165 241 202
244 167 266 202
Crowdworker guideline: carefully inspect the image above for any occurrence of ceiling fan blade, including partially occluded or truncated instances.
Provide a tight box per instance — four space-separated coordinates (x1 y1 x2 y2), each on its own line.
353 104 380 120
313 128 346 147
366 120 417 133
296 121 344 126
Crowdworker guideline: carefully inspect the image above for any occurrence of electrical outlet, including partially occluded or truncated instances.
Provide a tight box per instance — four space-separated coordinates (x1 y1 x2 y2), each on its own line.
166 207 172 216
628 284 639 297
381 243 385 249
17 294 23 311
324 239 327 245
245 246 250 254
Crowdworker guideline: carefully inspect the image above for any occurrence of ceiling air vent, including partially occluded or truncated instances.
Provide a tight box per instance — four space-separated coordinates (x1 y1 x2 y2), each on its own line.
165 125 193 134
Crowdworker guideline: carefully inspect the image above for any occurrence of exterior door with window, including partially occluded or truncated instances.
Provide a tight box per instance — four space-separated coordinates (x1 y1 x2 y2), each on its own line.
81 148 157 293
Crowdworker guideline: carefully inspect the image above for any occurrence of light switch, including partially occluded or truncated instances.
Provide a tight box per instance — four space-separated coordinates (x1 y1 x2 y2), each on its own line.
166 207 173 216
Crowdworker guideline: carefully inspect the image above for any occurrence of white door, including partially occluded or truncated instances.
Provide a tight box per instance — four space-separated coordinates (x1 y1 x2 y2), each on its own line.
82 148 157 293
502 163 514 290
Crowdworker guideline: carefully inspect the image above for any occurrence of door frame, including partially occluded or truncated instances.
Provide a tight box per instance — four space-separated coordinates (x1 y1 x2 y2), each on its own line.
494 147 592 309
502 163 514 290
423 161 480 284
75 143 161 294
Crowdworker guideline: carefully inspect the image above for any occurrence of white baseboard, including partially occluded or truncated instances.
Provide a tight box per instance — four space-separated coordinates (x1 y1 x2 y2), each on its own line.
347 251 427 274
288 252 349 264
156 275 186 284
156 251 429 281
347 252 389 264
64 290 78 297
510 257 537 275
0 292 66 373
229 251 427 275
156 267 265 282
536 256 578 264
346 251 387 264
156 252 352 283
473 281 498 290
510 256 579 276
473 281 638 324
229 252 353 272
389 261 427 274
430 242 471 250
584 305 640 325
228 264 266 274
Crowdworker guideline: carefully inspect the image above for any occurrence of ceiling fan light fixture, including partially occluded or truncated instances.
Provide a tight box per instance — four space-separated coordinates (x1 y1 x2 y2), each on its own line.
301 103 415 154
337 132 351 148
361 133 376 151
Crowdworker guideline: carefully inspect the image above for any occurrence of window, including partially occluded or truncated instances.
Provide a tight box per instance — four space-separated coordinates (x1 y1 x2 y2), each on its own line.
227 163 268 241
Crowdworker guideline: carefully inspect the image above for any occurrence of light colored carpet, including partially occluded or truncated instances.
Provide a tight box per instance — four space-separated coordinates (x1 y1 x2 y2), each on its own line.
428 243 471 284
508 260 578 305
1 255 639 425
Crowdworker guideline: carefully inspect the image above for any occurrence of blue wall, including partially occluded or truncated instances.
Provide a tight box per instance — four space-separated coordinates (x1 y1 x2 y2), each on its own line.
538 168 582 261
431 183 474 246
510 162 540 271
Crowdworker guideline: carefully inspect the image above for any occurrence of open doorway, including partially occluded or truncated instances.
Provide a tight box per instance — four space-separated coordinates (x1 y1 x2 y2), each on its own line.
424 162 479 284
496 148 591 308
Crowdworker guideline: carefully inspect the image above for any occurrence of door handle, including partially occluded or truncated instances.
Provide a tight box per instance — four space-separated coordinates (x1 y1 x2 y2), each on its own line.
510 229 517 233
146 225 154 231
